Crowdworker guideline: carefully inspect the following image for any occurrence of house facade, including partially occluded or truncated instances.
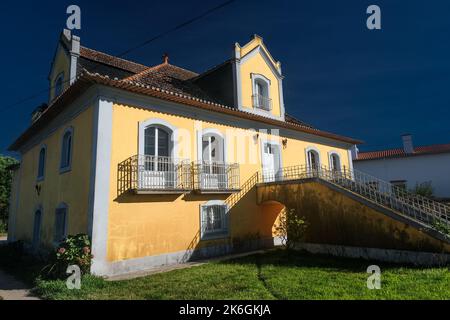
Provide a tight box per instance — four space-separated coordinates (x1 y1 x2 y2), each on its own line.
354 135 450 200
8 30 360 276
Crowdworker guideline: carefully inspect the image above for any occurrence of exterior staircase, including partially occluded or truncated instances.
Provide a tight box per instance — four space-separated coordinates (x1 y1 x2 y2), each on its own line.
259 165 450 239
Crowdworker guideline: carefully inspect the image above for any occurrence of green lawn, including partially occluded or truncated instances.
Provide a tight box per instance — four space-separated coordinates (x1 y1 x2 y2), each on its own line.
0 245 449 300
24 250 450 300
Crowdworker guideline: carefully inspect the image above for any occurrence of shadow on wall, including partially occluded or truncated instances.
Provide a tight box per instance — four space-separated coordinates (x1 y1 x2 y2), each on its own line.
114 192 182 203
257 181 450 254
180 173 283 262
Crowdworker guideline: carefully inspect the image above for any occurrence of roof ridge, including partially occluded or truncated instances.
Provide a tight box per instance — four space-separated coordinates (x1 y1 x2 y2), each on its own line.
80 46 149 72
359 142 450 155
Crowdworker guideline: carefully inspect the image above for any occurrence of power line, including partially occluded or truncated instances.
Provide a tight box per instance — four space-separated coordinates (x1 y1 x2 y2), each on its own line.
0 0 236 115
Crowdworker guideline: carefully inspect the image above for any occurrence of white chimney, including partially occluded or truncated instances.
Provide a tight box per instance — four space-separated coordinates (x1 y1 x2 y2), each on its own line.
351 145 359 160
401 134 414 154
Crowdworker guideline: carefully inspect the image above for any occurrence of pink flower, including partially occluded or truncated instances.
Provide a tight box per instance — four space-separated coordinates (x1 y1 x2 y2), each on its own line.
58 247 66 254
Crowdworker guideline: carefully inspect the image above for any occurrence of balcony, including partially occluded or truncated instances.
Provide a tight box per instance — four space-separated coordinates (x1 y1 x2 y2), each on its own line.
193 161 240 194
252 94 272 111
118 155 192 195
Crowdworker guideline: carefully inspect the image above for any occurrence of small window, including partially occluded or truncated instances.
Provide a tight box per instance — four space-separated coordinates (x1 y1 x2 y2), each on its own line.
330 153 341 172
54 73 64 98
54 205 68 243
60 128 73 171
32 209 42 247
37 146 46 180
307 150 320 170
201 203 229 239
252 75 272 111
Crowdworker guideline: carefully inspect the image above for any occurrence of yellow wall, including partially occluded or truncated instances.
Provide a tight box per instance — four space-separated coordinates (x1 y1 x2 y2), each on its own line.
14 106 94 248
257 181 450 253
49 46 70 102
238 36 283 118
107 103 352 262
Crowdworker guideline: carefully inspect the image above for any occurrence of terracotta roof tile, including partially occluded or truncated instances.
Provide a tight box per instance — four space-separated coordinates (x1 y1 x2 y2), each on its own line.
356 144 450 161
79 46 148 74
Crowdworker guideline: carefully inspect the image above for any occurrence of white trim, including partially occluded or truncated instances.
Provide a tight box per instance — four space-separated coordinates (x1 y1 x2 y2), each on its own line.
138 118 178 158
232 59 243 110
251 73 271 111
59 126 74 173
200 200 230 240
199 128 227 163
347 149 355 180
95 86 353 149
327 151 341 171
240 46 283 79
90 98 113 275
36 144 47 182
259 137 283 175
305 146 321 168
278 78 286 121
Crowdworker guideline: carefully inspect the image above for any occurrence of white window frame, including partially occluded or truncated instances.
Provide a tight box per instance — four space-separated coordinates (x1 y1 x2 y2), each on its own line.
251 73 271 111
200 200 230 240
138 118 177 158
328 151 341 172
305 147 321 171
54 203 69 244
37 144 47 181
60 127 74 173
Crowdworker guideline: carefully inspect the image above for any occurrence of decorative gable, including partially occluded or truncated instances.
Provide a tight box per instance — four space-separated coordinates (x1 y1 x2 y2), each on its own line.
48 29 80 102
233 35 285 121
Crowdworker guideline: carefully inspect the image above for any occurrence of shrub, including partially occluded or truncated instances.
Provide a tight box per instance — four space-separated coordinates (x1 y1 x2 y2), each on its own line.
433 220 450 237
275 208 308 250
43 234 93 279
410 181 434 198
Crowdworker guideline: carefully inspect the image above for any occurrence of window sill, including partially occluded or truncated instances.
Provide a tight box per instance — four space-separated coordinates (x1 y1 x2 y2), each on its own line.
201 231 229 241
59 166 72 174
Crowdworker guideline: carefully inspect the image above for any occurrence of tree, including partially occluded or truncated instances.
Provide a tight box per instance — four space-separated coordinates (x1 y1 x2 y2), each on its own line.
275 208 308 250
0 155 19 232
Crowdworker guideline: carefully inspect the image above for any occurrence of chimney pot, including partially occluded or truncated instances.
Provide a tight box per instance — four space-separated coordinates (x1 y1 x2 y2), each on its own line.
162 53 169 64
401 134 414 154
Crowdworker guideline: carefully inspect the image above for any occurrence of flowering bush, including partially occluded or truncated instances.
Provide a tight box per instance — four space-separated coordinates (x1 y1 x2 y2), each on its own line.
43 234 93 279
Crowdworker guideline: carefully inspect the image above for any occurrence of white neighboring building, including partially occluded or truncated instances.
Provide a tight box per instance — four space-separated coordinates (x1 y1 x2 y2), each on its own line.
353 134 450 200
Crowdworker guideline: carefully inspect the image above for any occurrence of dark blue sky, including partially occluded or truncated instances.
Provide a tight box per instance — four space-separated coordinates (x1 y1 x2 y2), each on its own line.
1 0 450 154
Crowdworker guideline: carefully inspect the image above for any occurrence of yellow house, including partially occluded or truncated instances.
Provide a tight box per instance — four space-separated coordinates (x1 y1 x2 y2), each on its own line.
7 30 362 276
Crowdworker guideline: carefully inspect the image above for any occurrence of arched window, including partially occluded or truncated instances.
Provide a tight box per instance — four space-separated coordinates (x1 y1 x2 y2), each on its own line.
60 128 73 171
143 125 172 172
37 146 46 180
32 209 42 247
54 73 64 98
329 153 341 172
54 203 68 243
252 74 271 111
307 149 320 171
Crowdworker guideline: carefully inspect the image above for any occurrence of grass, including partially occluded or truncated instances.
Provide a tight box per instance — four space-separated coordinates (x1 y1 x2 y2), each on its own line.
1 246 449 300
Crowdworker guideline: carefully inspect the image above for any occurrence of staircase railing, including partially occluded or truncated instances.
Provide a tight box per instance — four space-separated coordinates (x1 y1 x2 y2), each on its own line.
260 164 450 232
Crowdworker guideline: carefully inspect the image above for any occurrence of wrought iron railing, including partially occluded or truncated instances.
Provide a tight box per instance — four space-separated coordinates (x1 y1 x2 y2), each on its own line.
252 94 272 111
193 161 240 192
118 155 192 194
259 164 450 233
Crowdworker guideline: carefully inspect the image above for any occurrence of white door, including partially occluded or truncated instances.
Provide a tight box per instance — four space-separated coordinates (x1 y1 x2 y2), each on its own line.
262 143 281 182
202 135 226 189
140 126 172 189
